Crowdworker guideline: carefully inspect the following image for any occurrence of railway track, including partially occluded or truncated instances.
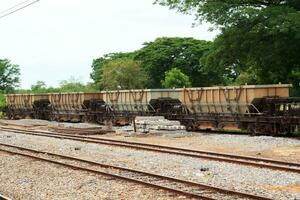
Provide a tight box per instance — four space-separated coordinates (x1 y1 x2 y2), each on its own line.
0 142 271 200
0 194 11 200
1 126 300 174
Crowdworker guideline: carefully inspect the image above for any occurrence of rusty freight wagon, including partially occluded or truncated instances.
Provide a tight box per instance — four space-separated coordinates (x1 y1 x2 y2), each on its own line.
101 84 297 134
101 89 182 125
48 92 104 122
102 89 181 113
178 84 291 132
103 84 290 114
5 94 50 119
4 84 300 135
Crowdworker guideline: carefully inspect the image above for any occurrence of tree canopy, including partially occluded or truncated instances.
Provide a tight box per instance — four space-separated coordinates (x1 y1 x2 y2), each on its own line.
0 59 20 93
31 81 48 93
155 0 300 27
161 68 192 88
202 7 300 86
155 0 300 93
90 37 220 89
134 37 220 88
28 78 97 94
58 78 96 92
100 58 149 90
91 52 134 89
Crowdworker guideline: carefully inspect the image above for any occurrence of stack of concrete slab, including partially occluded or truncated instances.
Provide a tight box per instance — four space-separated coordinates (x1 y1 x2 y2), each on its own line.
134 116 186 132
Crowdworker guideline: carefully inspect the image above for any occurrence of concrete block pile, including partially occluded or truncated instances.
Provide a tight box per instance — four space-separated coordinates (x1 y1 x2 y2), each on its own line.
134 116 186 132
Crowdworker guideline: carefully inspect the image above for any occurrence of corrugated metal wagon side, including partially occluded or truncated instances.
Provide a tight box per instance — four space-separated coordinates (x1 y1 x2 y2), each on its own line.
101 89 182 124
180 84 290 115
102 89 184 112
102 89 153 113
5 94 49 119
178 84 291 130
48 92 103 122
101 90 150 125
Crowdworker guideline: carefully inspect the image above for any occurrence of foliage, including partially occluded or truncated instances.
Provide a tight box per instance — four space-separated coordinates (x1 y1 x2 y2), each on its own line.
28 78 97 94
201 6 300 86
155 0 300 87
100 58 149 90
154 0 300 27
0 93 5 113
134 37 220 88
90 38 224 89
58 77 97 92
91 52 135 89
161 68 191 88
234 68 258 85
31 81 48 93
0 59 20 93
290 86 300 97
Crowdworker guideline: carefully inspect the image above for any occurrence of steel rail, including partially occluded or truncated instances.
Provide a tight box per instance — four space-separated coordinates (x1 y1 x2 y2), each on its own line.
0 143 271 200
54 131 300 168
0 194 11 200
0 127 300 173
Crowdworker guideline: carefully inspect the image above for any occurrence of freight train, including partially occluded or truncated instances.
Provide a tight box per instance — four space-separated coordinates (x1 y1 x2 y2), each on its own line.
4 84 300 136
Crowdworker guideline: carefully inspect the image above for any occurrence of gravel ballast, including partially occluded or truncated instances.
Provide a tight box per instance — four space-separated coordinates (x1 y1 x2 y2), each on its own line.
0 151 185 200
0 131 299 200
103 132 300 162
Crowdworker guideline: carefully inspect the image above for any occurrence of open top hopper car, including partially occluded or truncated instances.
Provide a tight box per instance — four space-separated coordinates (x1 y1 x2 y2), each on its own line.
5 94 49 120
48 92 104 122
4 84 300 136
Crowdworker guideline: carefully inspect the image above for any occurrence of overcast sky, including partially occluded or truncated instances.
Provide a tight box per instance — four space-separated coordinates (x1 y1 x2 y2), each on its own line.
0 0 218 89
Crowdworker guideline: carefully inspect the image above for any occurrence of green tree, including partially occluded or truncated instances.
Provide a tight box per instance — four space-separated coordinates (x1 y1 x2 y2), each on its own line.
161 68 191 88
28 78 97 93
0 94 5 112
134 37 218 88
59 77 97 92
155 0 300 26
91 52 135 89
31 81 48 93
202 6 300 87
0 59 20 93
100 58 149 90
155 0 300 88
